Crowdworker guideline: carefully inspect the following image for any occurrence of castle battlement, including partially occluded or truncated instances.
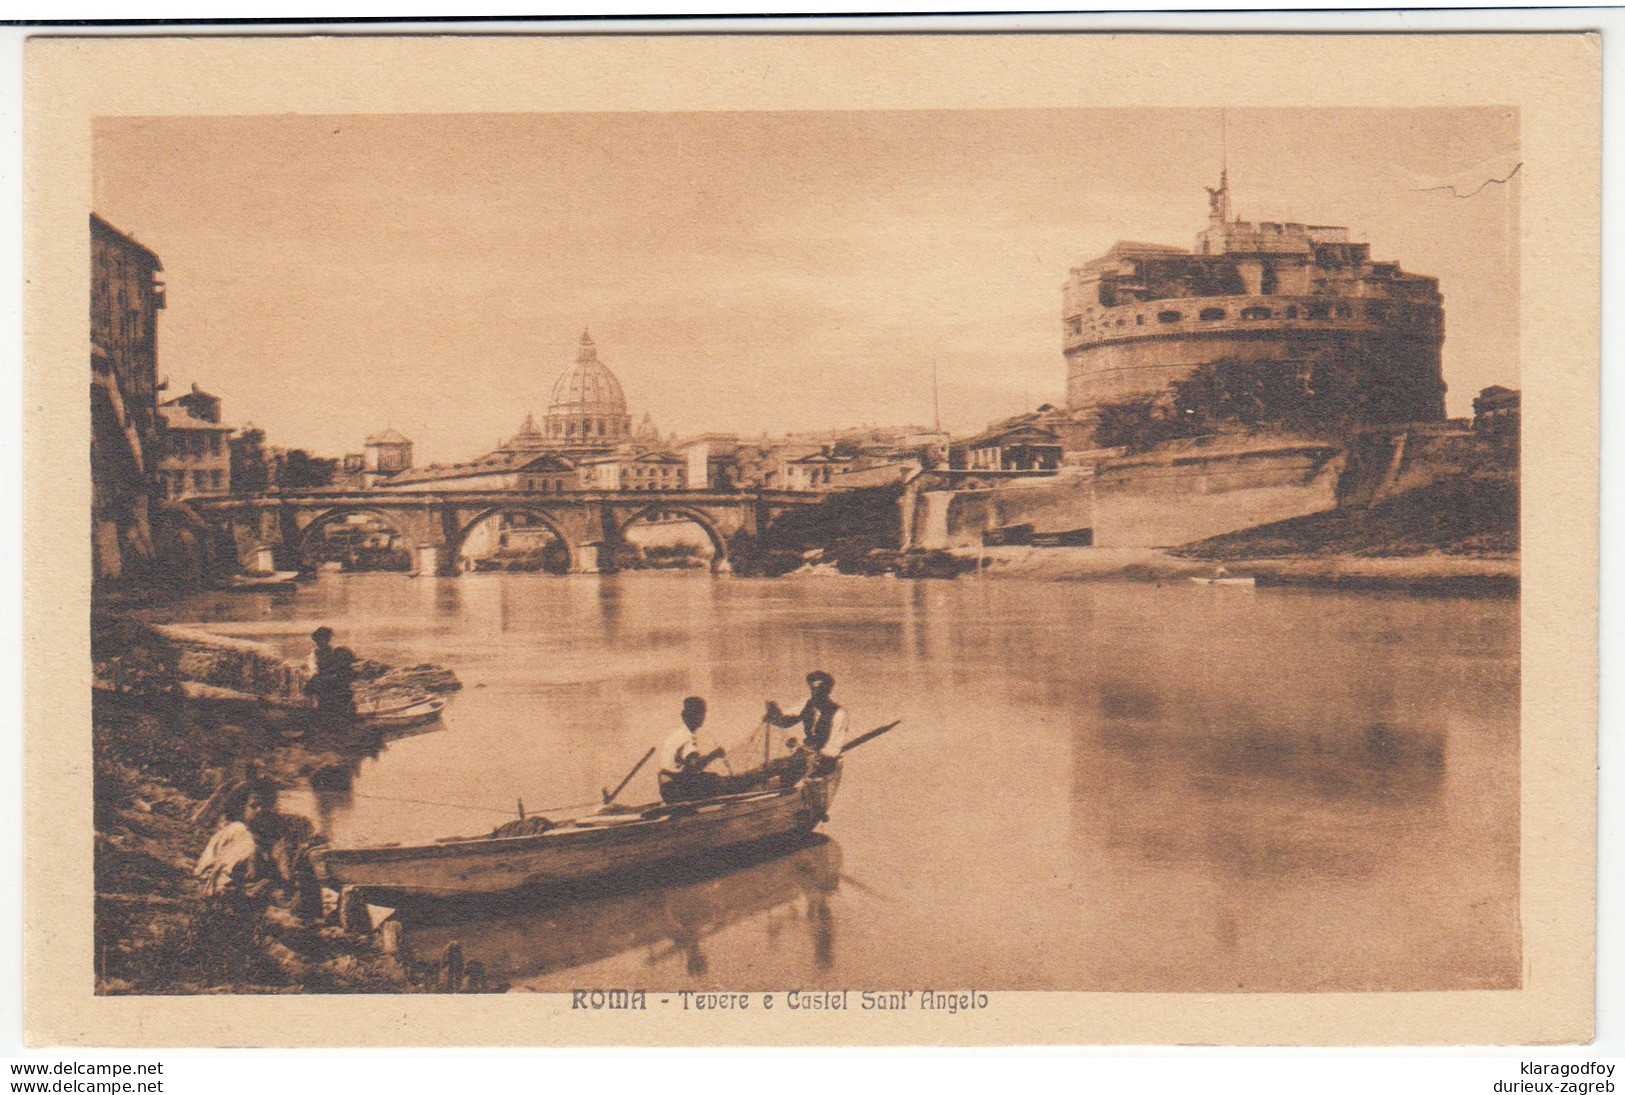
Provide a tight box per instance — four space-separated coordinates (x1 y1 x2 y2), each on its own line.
1061 175 1446 432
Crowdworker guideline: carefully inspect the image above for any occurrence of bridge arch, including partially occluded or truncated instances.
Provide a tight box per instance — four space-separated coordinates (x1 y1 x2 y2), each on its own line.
615 504 730 573
294 506 417 568
152 499 218 578
451 505 577 573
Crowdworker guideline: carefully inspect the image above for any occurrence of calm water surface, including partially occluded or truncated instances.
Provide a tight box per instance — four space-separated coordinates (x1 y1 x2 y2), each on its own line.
158 571 1519 993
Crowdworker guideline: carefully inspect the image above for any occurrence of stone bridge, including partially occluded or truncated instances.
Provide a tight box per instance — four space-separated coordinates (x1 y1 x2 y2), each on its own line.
191 488 826 576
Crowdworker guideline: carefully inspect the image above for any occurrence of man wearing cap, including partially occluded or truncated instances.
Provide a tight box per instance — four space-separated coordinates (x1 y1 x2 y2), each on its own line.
764 670 849 776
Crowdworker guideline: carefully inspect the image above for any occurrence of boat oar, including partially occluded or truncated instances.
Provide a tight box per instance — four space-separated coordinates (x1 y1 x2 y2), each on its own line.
841 720 901 754
840 872 891 901
603 747 657 805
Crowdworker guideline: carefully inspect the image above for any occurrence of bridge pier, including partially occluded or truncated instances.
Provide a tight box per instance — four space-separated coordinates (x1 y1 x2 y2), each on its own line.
411 544 442 577
569 543 602 574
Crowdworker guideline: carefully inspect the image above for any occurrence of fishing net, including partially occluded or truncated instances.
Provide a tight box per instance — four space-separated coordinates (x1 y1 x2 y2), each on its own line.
711 718 805 776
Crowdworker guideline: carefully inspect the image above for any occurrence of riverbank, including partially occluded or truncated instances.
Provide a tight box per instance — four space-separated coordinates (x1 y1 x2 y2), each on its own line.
958 546 1518 595
92 615 478 994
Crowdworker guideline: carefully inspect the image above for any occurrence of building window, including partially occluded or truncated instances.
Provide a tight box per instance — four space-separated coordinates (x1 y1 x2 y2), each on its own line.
210 469 224 490
1305 303 1330 320
1285 305 1299 318
1364 302 1390 320
1240 306 1272 320
1199 307 1226 321
192 470 207 491
1334 304 1352 319
1157 310 1183 324
1065 316 1083 336
1135 315 1145 325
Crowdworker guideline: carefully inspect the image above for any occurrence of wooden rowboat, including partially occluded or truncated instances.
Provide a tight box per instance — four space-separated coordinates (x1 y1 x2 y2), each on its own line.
404 835 842 985
354 694 446 730
1188 575 1256 587
310 764 842 899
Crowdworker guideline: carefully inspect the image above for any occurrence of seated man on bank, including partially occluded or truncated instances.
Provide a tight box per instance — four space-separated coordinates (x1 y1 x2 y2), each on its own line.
658 696 728 804
764 670 849 777
304 626 358 722
194 790 271 910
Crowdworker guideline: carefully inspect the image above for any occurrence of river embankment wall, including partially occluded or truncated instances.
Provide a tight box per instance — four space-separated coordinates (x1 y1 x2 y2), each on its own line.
909 427 1514 554
1090 438 1344 548
910 435 1348 551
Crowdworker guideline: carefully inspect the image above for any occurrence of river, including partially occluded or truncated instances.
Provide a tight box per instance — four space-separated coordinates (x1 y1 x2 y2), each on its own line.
155 571 1520 994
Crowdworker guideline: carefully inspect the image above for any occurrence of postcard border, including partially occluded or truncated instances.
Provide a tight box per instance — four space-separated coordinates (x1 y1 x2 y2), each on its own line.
24 29 1600 1046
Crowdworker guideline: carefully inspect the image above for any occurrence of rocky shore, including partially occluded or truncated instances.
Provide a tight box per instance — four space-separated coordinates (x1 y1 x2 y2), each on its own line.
92 615 480 995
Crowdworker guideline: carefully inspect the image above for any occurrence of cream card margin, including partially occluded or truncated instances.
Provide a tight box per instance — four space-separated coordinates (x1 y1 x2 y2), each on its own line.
23 31 1600 1047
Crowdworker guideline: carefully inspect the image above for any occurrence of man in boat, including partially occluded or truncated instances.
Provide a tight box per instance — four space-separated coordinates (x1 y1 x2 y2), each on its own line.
305 626 358 721
764 670 849 777
658 696 728 803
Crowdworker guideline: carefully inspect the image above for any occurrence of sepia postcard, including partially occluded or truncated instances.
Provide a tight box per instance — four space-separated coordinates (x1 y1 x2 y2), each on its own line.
22 28 1599 1047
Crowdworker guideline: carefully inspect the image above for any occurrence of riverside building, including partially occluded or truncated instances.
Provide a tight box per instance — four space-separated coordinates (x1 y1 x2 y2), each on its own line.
157 384 233 499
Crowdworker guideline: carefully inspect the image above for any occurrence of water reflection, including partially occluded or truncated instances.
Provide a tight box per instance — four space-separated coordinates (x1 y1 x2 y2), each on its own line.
402 835 845 991
157 572 1519 992
1077 719 1446 880
282 715 452 837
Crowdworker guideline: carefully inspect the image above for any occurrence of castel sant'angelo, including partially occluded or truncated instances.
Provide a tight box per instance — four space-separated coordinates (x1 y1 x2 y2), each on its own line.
1062 172 1447 442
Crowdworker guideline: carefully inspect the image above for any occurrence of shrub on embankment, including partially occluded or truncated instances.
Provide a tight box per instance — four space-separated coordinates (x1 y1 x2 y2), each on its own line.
1175 476 1518 560
731 485 904 576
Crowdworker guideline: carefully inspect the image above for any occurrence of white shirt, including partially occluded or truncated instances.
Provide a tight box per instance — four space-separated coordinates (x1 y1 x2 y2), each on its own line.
819 706 850 757
659 727 699 775
194 820 258 897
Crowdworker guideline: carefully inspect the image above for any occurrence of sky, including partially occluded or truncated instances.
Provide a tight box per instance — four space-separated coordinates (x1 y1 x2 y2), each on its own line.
94 107 1519 466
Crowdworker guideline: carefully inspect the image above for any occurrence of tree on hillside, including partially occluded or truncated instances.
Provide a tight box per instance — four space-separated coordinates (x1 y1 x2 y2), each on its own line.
1171 357 1314 432
228 427 270 495
1093 397 1193 453
279 450 338 489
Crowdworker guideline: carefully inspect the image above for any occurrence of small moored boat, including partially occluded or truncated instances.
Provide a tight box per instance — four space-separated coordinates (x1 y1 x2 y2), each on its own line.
219 571 303 592
1188 575 1256 587
354 694 447 730
310 765 842 900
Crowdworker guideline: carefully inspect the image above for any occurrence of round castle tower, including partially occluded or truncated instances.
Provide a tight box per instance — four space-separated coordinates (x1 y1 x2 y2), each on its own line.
1061 172 1446 437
